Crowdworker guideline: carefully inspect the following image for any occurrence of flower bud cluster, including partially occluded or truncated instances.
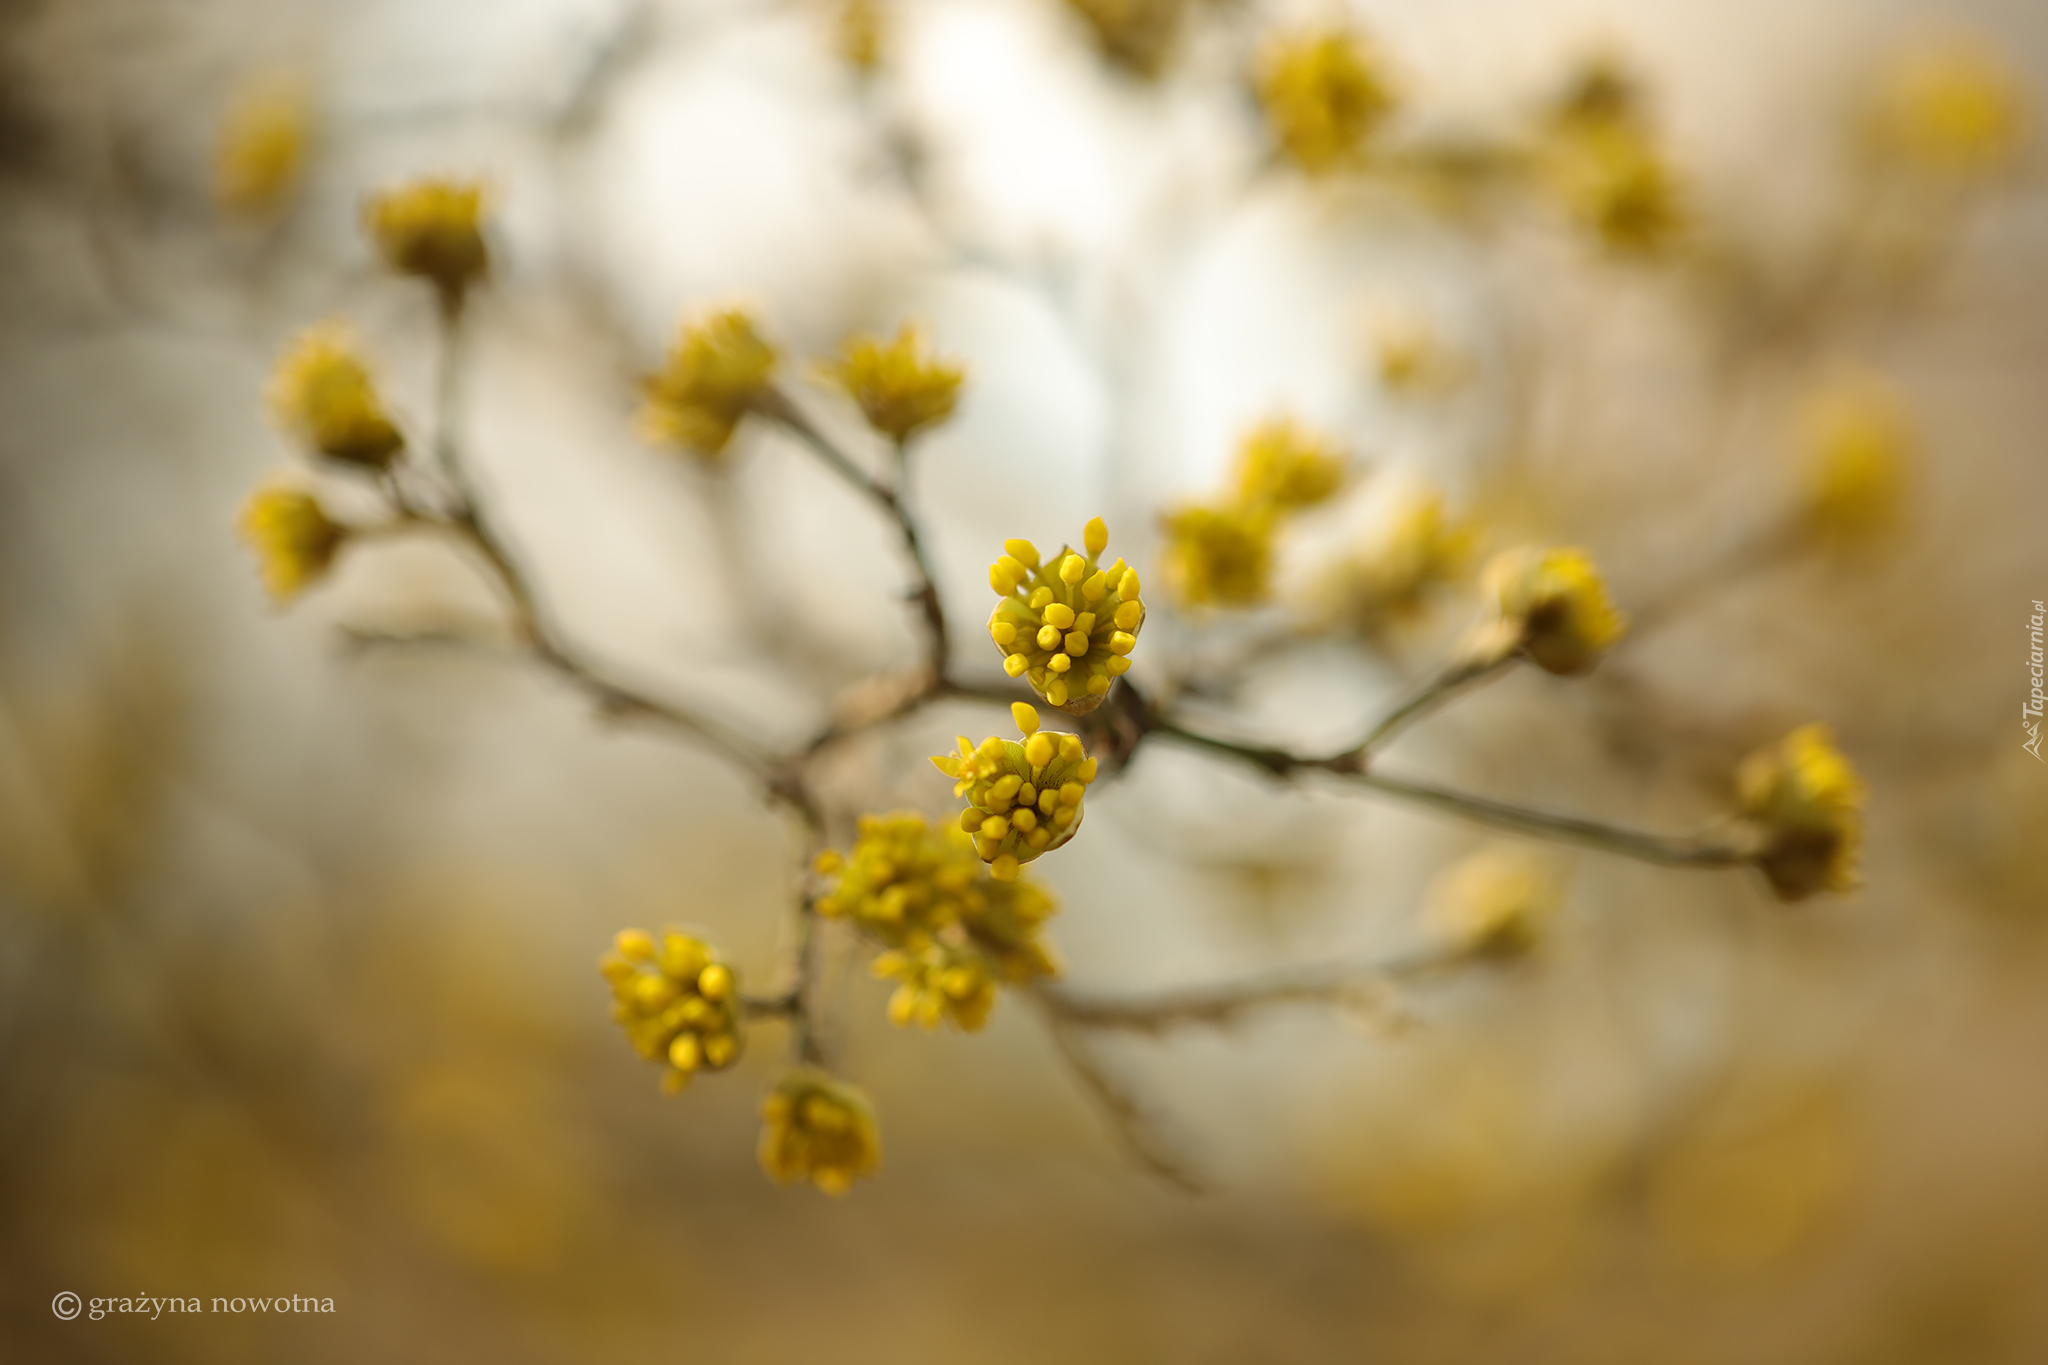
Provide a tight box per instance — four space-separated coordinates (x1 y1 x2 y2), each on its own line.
987 518 1145 714
1737 725 1866 901
759 1069 881 1196
600 928 746 1094
1162 419 1350 608
932 703 1098 882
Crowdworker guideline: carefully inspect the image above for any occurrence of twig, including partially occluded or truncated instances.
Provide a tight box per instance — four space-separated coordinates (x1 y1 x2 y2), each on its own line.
1354 768 1756 867
1038 943 1464 1035
752 387 951 684
1351 650 1517 756
1027 992 1205 1194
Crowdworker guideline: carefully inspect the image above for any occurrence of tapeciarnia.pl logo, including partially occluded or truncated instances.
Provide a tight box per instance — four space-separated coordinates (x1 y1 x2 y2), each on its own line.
2026 600 2044 762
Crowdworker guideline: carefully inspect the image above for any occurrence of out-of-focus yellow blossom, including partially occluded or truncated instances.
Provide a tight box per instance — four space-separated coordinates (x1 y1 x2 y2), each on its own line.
834 0 885 72
237 487 347 604
987 519 1146 714
1232 418 1348 513
873 942 999 1032
1864 38 2027 177
1322 489 1475 633
1737 724 1865 901
599 928 746 1094
759 1069 881 1195
363 177 489 304
1543 123 1683 255
931 703 1097 881
1483 546 1627 676
815 812 1061 992
1062 0 1185 80
1536 52 1683 255
1548 53 1645 134
1256 27 1397 175
214 73 311 218
267 324 405 470
1159 501 1277 609
815 811 978 946
640 309 780 457
1796 373 1915 547
823 323 964 444
1373 314 1465 396
1426 845 1562 959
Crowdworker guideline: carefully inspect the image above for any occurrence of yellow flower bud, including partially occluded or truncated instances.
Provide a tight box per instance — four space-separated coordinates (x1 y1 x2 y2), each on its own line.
600 926 746 1090
1231 417 1347 512
1736 725 1866 901
933 709 1098 874
1159 502 1277 608
641 308 780 458
1255 26 1397 175
363 176 489 304
214 72 311 219
1863 37 2027 177
266 324 405 470
1484 546 1627 676
822 322 964 443
1426 846 1562 958
987 521 1147 715
237 487 347 605
1796 372 1914 548
759 1070 881 1195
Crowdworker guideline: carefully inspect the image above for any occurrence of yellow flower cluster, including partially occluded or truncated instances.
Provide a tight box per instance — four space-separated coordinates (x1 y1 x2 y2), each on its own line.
1256 27 1397 175
760 1069 881 1195
641 309 780 457
824 323 964 444
267 324 406 470
237 488 347 604
815 811 1059 1030
1232 418 1348 512
1162 419 1350 608
600 928 746 1094
931 703 1098 882
363 177 489 303
214 73 311 218
1483 546 1627 676
1062 0 1185 80
987 518 1144 714
1864 38 2027 177
1425 846 1561 959
1796 373 1915 547
834 0 885 72
1737 725 1865 901
1538 55 1684 255
1322 489 1475 634
873 941 998 1032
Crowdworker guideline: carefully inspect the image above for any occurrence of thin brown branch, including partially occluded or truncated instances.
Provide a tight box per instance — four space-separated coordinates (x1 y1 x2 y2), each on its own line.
1038 944 1464 1035
1027 993 1204 1194
752 387 951 684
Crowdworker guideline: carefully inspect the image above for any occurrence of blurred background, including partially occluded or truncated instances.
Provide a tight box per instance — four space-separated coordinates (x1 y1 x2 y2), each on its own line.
3 0 2047 1360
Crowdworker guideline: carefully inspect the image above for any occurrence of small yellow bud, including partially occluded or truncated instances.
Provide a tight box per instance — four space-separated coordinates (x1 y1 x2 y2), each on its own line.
668 1033 703 1072
697 962 733 1001
1256 26 1397 175
267 324 404 470
363 176 489 303
1011 702 1041 735
641 308 779 458
1737 725 1866 901
1060 554 1087 584
1084 516 1109 556
824 322 965 443
1485 546 1627 675
237 487 348 605
1005 538 1041 567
